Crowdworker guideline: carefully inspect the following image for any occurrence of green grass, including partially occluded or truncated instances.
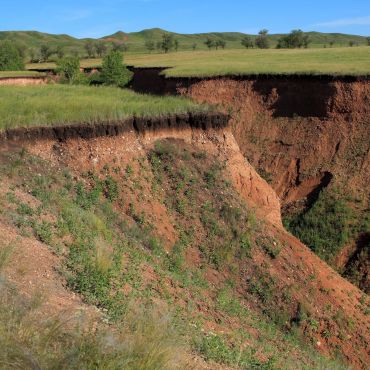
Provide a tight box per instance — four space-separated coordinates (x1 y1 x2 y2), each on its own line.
0 85 210 131
0 70 46 78
284 190 354 264
126 47 370 77
27 47 370 77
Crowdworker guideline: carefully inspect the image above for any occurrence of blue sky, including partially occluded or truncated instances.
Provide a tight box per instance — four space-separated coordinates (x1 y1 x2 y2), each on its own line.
2 0 370 38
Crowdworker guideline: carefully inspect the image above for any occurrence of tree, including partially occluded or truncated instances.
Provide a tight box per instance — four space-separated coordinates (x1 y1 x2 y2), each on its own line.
56 57 82 84
29 49 37 63
366 37 370 46
204 38 214 50
112 41 128 52
71 50 80 58
215 39 226 50
349 41 355 47
40 44 53 62
14 42 27 60
192 43 197 51
174 39 179 52
85 40 95 58
145 40 155 53
161 33 174 53
56 46 65 59
277 30 310 49
241 36 254 49
100 50 133 87
95 41 107 57
0 40 24 70
255 29 269 49
329 41 335 48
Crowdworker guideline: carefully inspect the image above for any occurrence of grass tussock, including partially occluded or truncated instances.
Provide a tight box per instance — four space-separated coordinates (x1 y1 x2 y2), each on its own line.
0 249 189 370
0 84 211 131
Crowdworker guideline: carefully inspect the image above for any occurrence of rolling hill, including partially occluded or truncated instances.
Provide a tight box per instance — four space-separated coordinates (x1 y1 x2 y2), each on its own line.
0 28 368 58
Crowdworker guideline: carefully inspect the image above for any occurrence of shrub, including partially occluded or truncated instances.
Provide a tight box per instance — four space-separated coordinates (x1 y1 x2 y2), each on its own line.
56 57 86 84
100 50 133 87
34 220 53 244
0 40 24 71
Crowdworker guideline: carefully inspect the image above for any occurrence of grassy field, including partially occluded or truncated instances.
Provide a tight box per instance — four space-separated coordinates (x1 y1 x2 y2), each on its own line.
0 71 46 78
27 47 370 77
0 85 210 130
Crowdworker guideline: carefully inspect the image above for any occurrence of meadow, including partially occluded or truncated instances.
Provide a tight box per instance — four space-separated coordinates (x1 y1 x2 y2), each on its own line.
26 47 370 78
0 85 210 130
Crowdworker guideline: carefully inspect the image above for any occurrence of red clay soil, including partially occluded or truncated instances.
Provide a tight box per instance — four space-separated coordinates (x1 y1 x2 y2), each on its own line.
179 78 370 281
6 119 367 369
0 76 48 86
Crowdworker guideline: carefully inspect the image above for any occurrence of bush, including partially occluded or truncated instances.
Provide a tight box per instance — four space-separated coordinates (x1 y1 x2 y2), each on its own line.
56 57 86 84
0 40 24 71
100 50 133 87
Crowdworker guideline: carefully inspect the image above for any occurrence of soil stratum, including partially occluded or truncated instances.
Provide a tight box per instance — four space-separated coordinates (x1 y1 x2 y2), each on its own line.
0 110 369 369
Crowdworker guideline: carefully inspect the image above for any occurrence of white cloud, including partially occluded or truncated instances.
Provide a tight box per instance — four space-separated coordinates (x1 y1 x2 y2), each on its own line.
314 16 370 28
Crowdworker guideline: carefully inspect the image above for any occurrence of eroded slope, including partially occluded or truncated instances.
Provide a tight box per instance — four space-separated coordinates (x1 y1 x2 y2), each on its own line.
0 118 368 369
179 77 370 292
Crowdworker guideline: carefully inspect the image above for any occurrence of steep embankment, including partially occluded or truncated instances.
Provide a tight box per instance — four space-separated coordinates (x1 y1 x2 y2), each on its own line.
143 75 369 293
0 113 369 369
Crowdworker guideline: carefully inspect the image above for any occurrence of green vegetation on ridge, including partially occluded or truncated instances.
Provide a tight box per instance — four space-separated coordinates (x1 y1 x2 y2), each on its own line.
1 29 369 56
0 85 210 131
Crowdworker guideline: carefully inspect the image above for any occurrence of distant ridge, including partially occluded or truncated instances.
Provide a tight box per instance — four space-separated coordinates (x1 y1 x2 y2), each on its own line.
0 29 367 55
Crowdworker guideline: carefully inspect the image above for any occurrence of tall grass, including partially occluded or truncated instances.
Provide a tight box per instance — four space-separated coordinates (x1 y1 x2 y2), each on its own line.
0 288 189 370
0 85 211 131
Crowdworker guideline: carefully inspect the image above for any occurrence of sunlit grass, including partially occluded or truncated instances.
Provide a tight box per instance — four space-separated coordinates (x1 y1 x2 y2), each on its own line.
26 47 370 77
0 71 46 78
0 84 211 131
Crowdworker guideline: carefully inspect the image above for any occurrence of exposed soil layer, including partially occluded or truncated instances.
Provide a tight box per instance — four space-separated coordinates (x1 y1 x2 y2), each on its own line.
0 112 228 142
0 76 48 86
139 75 369 290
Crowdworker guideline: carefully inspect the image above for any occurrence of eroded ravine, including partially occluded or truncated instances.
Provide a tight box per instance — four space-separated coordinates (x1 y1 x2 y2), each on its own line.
129 70 369 293
1 112 369 369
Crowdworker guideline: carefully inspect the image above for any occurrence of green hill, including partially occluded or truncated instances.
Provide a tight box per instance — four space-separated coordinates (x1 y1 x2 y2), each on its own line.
0 28 368 59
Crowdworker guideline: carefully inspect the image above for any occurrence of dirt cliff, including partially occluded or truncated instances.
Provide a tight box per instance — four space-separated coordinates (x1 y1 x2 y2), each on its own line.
1 114 368 369
170 77 370 292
